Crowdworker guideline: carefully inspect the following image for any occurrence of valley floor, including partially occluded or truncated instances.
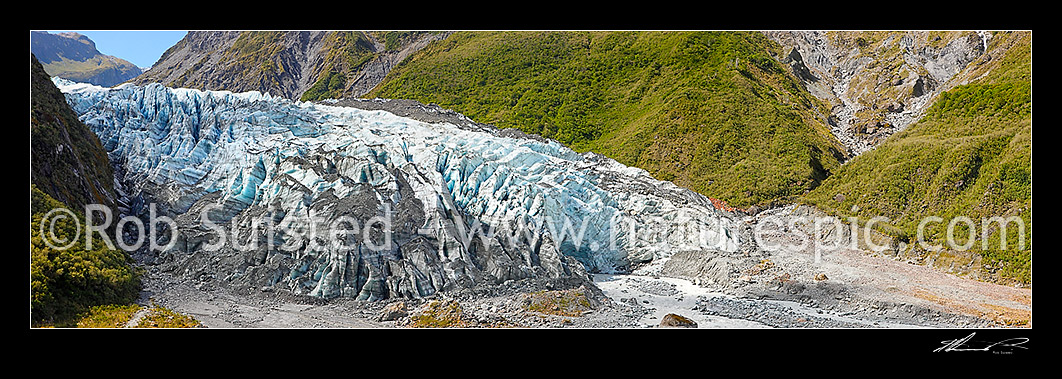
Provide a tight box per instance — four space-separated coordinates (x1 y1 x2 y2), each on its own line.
138 234 1031 330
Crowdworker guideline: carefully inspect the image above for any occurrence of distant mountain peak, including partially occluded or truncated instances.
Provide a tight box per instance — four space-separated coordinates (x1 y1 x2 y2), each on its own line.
30 31 142 87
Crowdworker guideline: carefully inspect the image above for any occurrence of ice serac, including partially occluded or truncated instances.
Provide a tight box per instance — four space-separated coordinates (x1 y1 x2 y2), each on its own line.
57 78 742 300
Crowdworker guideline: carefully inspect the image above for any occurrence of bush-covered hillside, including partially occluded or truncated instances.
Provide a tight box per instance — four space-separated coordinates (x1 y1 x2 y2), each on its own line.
802 31 1032 285
369 31 849 207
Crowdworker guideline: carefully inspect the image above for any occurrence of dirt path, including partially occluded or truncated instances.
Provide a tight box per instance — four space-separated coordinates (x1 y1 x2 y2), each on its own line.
814 248 1032 326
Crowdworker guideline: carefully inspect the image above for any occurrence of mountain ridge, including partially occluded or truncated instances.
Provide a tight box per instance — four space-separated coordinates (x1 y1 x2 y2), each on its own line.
132 31 449 101
30 31 143 87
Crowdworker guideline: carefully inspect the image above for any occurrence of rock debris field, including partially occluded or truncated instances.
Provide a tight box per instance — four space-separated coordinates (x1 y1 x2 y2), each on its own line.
141 209 1032 329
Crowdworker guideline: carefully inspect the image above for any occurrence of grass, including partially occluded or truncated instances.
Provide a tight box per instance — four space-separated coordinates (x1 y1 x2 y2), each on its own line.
75 304 141 328
75 303 202 328
133 304 202 328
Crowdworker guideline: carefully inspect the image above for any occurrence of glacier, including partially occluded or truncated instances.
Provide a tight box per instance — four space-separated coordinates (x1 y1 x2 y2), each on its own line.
56 77 743 301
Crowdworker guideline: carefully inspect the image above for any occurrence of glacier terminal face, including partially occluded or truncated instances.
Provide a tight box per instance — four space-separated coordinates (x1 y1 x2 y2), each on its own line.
56 77 742 300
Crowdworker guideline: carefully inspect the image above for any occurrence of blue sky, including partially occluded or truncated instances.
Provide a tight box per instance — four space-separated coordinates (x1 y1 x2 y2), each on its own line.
47 30 188 68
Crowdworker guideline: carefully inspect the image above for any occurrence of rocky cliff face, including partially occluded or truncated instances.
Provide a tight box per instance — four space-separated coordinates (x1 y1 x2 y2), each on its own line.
133 31 330 100
766 31 990 155
133 31 449 102
344 32 452 98
31 31 143 87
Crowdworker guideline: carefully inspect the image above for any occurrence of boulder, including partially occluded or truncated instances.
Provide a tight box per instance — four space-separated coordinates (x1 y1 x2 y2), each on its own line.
377 301 408 322
659 313 698 328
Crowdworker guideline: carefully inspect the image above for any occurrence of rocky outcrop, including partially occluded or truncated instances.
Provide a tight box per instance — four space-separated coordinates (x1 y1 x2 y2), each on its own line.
377 301 409 321
658 313 697 328
133 31 449 102
133 31 330 100
659 250 751 291
345 32 453 98
767 31 990 155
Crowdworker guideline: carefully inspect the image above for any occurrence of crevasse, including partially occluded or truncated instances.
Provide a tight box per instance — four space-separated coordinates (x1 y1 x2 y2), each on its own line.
55 77 741 299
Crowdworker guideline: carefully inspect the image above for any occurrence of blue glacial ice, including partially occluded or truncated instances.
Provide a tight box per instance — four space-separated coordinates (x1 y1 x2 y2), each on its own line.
55 78 742 299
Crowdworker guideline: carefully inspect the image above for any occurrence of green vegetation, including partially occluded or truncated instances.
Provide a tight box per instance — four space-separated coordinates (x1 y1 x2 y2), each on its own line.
33 53 143 327
31 55 202 327
801 32 1032 285
373 31 427 52
406 299 468 328
369 30 1030 283
521 287 594 317
299 32 377 102
38 55 142 87
30 185 142 327
75 303 201 328
31 54 115 213
369 31 847 207
75 304 141 328
302 70 349 102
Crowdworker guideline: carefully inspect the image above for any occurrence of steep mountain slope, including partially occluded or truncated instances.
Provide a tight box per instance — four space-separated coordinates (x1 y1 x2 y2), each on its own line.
369 31 849 208
766 31 992 155
31 31 142 87
801 31 1032 286
132 31 449 101
30 53 116 212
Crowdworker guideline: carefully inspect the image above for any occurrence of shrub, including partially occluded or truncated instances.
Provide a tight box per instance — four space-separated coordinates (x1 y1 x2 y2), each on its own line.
30 185 142 327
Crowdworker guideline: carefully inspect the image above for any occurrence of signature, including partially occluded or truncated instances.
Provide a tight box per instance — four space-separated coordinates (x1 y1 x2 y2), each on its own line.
934 332 1029 353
